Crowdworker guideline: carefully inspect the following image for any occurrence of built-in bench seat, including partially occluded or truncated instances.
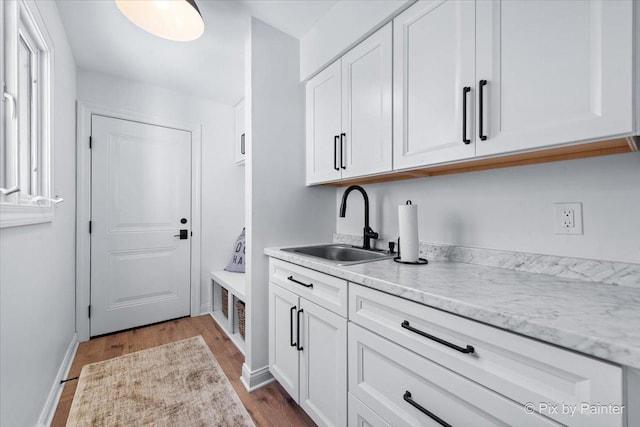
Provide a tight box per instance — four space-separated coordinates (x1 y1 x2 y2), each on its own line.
210 270 246 353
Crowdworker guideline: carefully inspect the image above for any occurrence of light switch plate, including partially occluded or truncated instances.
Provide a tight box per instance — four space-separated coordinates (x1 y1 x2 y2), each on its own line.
554 202 583 235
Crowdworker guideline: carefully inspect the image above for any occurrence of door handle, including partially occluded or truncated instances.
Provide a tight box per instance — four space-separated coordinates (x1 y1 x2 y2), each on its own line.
340 133 346 169
241 133 245 155
334 135 339 171
462 86 471 144
479 79 487 141
174 229 188 239
296 308 304 351
290 306 297 347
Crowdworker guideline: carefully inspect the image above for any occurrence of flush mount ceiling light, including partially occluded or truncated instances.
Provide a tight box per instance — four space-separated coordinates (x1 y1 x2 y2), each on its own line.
115 0 204 42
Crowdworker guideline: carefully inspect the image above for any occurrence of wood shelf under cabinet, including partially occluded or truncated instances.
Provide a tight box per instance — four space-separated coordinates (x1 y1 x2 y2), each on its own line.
326 136 638 187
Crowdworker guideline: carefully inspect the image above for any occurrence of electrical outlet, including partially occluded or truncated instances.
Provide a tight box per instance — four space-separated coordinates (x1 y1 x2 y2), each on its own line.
554 203 583 235
562 209 574 228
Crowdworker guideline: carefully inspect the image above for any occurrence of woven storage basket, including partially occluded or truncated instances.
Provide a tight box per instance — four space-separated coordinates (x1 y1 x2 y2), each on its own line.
236 300 246 339
221 287 229 318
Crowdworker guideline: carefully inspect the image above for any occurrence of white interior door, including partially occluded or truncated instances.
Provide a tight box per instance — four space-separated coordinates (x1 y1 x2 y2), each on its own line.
90 115 191 336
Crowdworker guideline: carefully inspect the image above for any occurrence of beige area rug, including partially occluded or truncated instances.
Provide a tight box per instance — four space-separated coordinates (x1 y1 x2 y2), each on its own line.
67 336 255 427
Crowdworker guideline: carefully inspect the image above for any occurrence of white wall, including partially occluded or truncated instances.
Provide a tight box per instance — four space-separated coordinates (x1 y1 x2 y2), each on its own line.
300 0 412 81
337 152 640 264
77 70 245 314
0 1 77 425
244 18 335 388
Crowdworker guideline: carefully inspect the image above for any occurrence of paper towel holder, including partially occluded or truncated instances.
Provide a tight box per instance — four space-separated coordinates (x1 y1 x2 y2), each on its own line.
394 237 428 265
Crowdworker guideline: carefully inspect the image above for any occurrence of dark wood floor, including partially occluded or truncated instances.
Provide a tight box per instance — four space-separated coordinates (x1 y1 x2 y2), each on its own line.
52 315 315 427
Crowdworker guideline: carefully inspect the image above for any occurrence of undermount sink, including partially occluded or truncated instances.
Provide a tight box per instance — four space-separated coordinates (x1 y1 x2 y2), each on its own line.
282 244 393 266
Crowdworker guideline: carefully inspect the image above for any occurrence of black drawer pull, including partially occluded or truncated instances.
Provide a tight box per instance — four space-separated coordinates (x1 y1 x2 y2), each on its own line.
290 306 297 347
404 391 451 427
287 275 313 288
296 308 304 351
401 320 474 354
479 79 487 141
462 86 471 144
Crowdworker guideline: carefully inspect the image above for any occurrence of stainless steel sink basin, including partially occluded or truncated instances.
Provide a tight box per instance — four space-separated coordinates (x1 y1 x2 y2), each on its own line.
282 244 393 266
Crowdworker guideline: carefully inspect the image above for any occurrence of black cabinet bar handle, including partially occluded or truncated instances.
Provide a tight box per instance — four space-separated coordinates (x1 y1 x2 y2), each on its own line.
401 320 474 354
340 133 346 169
403 391 452 427
287 275 313 289
296 309 304 351
462 86 471 144
479 79 487 141
290 306 297 347
333 135 340 171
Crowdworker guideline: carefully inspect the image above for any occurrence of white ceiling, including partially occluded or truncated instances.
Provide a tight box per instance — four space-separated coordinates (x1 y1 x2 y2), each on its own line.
56 0 338 105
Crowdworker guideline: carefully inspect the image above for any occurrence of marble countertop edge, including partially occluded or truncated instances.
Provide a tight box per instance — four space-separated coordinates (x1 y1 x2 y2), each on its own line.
264 246 640 369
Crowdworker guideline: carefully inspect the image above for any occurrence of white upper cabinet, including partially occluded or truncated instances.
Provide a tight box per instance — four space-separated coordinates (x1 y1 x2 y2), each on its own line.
475 0 633 156
394 0 634 169
306 60 342 185
306 23 393 185
393 0 476 170
234 98 246 164
341 22 393 179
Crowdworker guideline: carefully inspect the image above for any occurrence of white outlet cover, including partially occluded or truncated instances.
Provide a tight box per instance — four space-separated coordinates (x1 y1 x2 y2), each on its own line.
554 202 583 235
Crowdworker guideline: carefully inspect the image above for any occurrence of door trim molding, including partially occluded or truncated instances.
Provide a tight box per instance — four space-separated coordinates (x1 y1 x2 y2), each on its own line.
75 101 202 342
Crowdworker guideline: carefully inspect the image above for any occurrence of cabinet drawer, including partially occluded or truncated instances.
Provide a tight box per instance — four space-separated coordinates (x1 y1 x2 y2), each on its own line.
349 284 623 426
349 393 391 427
349 323 556 427
270 259 347 317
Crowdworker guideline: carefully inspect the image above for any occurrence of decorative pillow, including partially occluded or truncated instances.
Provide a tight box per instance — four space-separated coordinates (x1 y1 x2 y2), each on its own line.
224 228 246 273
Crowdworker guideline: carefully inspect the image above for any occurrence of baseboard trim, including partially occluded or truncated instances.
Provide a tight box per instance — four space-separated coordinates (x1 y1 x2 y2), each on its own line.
36 333 78 427
199 303 212 315
240 363 274 392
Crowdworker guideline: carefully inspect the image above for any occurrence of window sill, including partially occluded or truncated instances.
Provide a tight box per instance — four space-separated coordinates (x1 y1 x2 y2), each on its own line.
0 203 54 228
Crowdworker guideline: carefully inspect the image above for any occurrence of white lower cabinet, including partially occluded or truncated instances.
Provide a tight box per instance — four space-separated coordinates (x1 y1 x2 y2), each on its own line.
349 323 557 427
348 283 624 427
268 259 347 427
268 258 626 427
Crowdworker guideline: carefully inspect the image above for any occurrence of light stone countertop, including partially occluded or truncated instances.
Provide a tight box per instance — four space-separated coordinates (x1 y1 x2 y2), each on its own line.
265 246 640 369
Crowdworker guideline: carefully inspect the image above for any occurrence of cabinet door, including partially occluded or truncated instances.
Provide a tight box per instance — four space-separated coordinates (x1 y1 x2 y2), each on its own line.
299 299 347 427
476 0 633 156
306 61 342 185
393 0 476 170
341 22 393 178
348 393 391 427
268 284 299 401
234 98 245 164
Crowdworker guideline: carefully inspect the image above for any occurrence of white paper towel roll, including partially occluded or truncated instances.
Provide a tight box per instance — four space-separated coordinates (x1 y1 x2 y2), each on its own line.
398 200 419 262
